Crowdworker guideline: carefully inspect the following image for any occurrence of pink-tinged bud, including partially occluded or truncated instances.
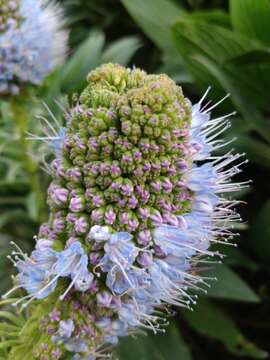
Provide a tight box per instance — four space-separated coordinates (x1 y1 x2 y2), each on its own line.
119 212 129 225
97 291 112 308
69 196 84 212
137 252 153 267
121 184 133 196
151 162 161 172
158 199 172 212
167 166 177 176
92 195 103 208
53 218 65 233
91 209 104 223
143 162 151 172
176 159 188 172
39 223 50 237
161 159 170 169
138 207 150 220
122 154 132 164
134 151 142 161
162 179 173 193
66 212 77 224
66 168 81 182
151 181 161 193
150 210 163 226
153 245 166 258
111 164 121 176
141 190 150 204
127 218 139 231
105 210 116 225
162 212 179 227
127 196 138 209
137 230 152 246
89 252 101 266
75 216 89 234
52 187 69 206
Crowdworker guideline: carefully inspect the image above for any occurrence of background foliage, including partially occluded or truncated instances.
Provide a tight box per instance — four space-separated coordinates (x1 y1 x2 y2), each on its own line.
0 0 270 359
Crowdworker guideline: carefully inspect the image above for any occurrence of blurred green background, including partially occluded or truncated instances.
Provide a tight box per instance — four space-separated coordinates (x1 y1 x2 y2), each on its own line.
1 0 270 359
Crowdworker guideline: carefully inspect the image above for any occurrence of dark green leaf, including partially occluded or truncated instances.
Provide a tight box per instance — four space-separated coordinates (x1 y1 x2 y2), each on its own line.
118 322 191 360
182 299 268 358
230 0 270 47
102 36 141 65
204 264 259 302
121 0 185 56
249 199 270 262
59 30 105 94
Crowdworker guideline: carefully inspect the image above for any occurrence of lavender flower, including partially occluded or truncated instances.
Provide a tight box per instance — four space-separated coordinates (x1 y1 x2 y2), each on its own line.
0 0 67 95
3 64 247 359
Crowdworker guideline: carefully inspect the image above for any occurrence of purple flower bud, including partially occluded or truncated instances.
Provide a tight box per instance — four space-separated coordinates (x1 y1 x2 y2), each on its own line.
53 218 65 233
52 349 62 359
97 291 112 308
151 181 161 193
75 217 89 234
127 196 138 209
121 184 133 196
66 212 77 224
162 179 173 193
167 166 177 176
52 187 69 206
134 151 142 160
127 219 139 231
92 195 103 207
119 212 129 225
137 252 153 267
66 168 81 182
39 223 50 237
91 209 103 223
111 164 121 176
50 310 60 322
105 210 116 225
143 163 151 172
162 212 179 226
138 207 150 220
89 252 101 266
153 245 166 258
158 199 172 212
137 230 151 246
150 210 163 226
176 160 188 172
69 196 84 212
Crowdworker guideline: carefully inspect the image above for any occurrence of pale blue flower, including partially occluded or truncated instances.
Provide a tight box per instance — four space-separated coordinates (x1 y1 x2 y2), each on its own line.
0 0 67 94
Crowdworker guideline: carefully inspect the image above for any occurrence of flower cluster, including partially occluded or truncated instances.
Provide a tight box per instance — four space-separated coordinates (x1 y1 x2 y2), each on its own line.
0 0 67 95
3 64 247 359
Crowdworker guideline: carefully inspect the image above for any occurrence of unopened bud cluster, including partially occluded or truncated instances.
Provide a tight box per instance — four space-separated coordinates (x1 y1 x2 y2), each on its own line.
4 64 245 360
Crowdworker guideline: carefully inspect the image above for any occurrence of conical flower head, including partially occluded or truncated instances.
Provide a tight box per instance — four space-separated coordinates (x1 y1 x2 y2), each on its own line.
3 64 247 359
0 0 67 95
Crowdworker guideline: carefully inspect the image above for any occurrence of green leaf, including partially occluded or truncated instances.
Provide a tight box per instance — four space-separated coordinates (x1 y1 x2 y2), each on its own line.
231 134 270 169
121 0 185 56
101 36 141 65
59 29 105 94
182 299 268 358
228 49 270 66
172 18 270 139
204 264 259 302
249 199 270 262
118 322 191 360
192 53 270 143
230 0 270 47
